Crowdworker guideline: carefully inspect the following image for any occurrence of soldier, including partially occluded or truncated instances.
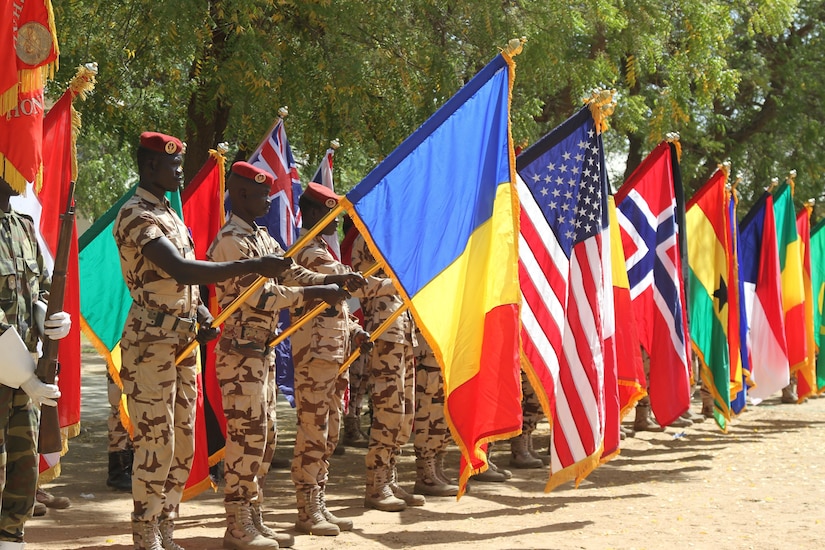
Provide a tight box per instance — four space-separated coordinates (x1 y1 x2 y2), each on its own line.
412 329 458 497
509 371 547 469
208 162 362 550
350 233 424 512
0 175 68 549
106 374 134 492
290 183 394 536
114 132 293 550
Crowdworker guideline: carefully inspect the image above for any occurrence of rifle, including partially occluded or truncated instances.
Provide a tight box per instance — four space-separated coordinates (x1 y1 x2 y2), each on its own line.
36 181 76 455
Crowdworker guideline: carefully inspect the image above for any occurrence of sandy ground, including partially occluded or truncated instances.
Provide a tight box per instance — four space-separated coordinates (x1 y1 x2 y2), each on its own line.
23 344 825 550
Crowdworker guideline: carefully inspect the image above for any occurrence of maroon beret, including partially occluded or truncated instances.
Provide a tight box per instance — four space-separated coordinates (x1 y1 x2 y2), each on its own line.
303 182 340 208
139 131 185 155
231 161 274 187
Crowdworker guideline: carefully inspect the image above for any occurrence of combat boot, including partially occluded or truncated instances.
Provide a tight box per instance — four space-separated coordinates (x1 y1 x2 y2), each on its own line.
526 431 550 466
342 416 369 448
364 468 406 512
107 449 133 491
414 457 459 497
472 455 512 482
158 516 185 550
509 433 544 469
132 519 163 550
316 483 353 531
250 503 294 547
389 466 425 506
295 488 340 536
434 452 457 485
633 402 665 432
782 382 798 404
224 502 280 549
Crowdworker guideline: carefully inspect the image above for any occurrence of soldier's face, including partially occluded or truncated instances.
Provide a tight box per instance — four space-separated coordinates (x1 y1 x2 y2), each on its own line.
246 183 271 218
154 154 184 192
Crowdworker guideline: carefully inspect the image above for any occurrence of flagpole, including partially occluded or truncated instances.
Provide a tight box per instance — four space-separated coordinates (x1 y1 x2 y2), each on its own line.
249 106 289 160
337 302 409 375
267 261 383 349
175 204 344 364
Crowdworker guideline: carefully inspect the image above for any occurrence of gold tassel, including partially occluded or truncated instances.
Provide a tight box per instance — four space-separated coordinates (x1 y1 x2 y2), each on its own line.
501 36 527 58
787 169 797 196
583 89 616 135
665 132 681 163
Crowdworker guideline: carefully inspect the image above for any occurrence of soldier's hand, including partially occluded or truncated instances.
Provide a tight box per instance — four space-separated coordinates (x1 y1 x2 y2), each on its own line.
315 284 351 305
196 320 220 344
325 272 367 291
354 330 373 354
257 255 293 278
21 374 60 407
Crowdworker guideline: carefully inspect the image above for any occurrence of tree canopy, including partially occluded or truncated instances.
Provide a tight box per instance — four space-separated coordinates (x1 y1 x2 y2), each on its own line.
51 0 821 221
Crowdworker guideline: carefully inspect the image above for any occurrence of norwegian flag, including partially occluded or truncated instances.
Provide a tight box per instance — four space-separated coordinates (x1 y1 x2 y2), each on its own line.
517 106 611 490
248 112 302 248
311 142 341 259
614 142 691 427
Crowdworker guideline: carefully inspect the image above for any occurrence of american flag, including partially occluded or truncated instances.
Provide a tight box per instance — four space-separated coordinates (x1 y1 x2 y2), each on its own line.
517 106 610 490
248 113 302 248
614 142 691 427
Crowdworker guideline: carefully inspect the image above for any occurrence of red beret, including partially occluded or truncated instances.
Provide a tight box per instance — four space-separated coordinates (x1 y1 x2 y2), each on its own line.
231 161 274 187
303 182 340 209
139 131 185 155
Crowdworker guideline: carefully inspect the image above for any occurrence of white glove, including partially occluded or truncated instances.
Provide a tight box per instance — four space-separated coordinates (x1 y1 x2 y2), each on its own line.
43 311 71 340
20 374 61 407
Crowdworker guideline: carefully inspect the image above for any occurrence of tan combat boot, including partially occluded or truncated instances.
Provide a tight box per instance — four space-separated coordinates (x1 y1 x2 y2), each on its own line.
295 487 340 536
414 457 459 497
389 466 425 506
633 400 665 432
132 519 163 550
525 431 550 466
158 516 185 550
317 483 353 531
224 502 279 549
342 416 369 448
434 452 457 485
250 503 294 547
364 467 406 511
509 433 544 469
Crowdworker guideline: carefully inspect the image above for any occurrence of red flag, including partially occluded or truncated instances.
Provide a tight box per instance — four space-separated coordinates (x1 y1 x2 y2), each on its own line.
180 149 227 500
614 142 692 427
0 0 59 191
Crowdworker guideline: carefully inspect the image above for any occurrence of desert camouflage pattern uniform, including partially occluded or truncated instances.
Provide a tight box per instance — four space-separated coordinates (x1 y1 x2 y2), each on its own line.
107 374 132 453
114 187 201 524
350 235 417 475
0 208 49 543
207 213 328 506
290 230 393 498
413 331 451 460
521 370 543 433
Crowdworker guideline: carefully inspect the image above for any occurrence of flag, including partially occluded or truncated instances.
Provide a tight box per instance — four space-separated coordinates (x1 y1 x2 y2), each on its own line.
686 168 732 430
607 198 646 419
311 142 341 259
809 218 825 391
11 65 95 479
614 142 691 427
0 0 59 191
180 149 227 500
772 182 808 402
243 113 302 405
729 190 752 415
795 204 817 400
738 192 789 402
517 103 613 490
343 49 522 495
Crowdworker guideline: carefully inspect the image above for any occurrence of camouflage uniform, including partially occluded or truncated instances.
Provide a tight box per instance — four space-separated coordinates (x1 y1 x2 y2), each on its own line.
509 370 546 468
350 235 421 509
413 333 450 461
107 374 132 453
0 208 49 543
114 187 201 528
290 229 393 530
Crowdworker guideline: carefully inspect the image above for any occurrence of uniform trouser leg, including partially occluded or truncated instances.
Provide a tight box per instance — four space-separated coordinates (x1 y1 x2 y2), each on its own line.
365 341 415 472
0 387 38 542
221 388 266 505
413 362 449 461
326 371 349 458
120 336 197 522
291 357 339 492
107 374 132 453
257 362 278 503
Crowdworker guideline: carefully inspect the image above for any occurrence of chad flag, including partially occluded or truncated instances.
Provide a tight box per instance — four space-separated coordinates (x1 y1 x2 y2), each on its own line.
686 167 733 431
343 51 522 495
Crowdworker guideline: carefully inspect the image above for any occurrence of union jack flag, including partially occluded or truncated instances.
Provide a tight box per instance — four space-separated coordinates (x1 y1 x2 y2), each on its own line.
614 142 691 427
248 114 302 248
517 106 610 490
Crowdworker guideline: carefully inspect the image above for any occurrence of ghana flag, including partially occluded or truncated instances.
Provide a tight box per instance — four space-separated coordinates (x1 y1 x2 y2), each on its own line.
686 167 732 430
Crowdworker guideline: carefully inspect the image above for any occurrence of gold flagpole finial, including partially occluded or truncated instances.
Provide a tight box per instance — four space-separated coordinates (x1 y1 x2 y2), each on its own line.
665 132 681 162
216 142 229 155
278 106 289 119
502 37 527 57
767 177 779 192
787 169 797 194
330 139 340 150
583 89 617 134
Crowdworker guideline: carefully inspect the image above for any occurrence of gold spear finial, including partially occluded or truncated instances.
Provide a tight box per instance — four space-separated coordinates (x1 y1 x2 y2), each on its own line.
330 139 340 150
502 36 527 57
278 106 288 118
583 89 617 134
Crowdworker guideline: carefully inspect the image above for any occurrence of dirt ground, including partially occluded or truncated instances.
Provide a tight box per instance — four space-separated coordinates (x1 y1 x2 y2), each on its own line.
23 344 825 550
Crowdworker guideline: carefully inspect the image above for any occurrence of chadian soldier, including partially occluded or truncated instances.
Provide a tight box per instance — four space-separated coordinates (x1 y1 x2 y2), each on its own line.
114 132 292 550
208 161 361 550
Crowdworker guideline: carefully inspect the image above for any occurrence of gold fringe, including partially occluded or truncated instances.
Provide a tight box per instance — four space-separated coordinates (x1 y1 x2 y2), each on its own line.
0 85 17 116
181 473 217 502
583 89 616 135
544 444 603 492
1 155 41 195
